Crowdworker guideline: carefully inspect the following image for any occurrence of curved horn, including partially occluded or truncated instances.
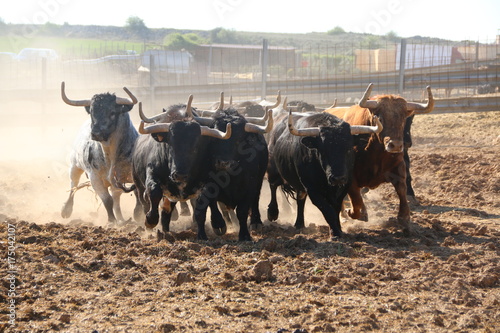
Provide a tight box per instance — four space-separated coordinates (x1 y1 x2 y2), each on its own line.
245 110 274 134
407 86 434 114
288 110 320 137
61 81 91 107
138 102 164 123
115 87 138 105
265 90 282 110
358 83 378 109
328 98 337 108
200 123 232 140
350 116 383 135
244 107 269 125
192 114 214 126
138 121 170 134
283 96 288 110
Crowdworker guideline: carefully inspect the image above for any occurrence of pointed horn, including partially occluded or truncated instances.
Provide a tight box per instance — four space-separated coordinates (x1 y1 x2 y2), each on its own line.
265 90 281 110
218 92 224 111
358 83 378 109
245 110 274 134
115 87 138 105
138 121 170 134
328 98 337 108
350 116 383 135
283 96 288 110
288 110 320 137
244 107 269 125
138 102 164 123
407 86 434 114
61 81 91 107
200 123 232 140
229 95 233 106
184 95 194 118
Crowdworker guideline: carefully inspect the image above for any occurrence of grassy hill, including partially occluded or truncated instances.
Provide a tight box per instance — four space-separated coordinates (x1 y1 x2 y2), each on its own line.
0 22 458 57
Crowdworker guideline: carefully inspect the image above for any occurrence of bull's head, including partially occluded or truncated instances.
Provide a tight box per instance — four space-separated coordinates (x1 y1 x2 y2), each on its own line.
358 83 434 153
138 97 232 185
288 111 382 186
61 81 137 142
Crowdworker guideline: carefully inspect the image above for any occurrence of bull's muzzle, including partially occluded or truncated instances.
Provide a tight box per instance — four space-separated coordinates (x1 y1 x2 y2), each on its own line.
385 139 404 153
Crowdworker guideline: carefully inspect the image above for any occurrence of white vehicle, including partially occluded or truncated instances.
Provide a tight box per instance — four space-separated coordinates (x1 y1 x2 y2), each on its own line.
16 48 59 61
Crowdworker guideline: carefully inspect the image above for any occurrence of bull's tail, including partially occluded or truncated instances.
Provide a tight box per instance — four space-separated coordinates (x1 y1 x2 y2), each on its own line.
280 183 297 201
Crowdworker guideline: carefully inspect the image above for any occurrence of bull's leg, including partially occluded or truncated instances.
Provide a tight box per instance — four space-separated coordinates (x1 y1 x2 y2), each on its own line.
347 184 368 222
110 187 125 222
61 165 84 219
249 192 263 230
236 203 252 241
294 191 307 230
160 200 176 234
389 163 411 235
209 201 227 236
404 148 420 206
179 201 191 216
133 188 145 222
194 193 211 240
145 182 162 229
218 202 235 226
307 191 343 238
267 181 280 221
89 175 116 223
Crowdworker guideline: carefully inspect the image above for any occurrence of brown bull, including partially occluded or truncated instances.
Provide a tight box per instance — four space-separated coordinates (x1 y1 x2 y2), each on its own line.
324 83 434 234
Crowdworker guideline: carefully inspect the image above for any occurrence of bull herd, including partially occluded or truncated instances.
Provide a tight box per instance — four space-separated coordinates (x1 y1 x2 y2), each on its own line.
59 82 434 241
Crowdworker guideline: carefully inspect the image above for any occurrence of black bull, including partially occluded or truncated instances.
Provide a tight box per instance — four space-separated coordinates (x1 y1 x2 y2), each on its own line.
193 108 271 241
267 111 382 238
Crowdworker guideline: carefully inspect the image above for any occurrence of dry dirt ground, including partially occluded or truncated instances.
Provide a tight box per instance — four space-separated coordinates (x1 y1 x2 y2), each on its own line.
0 110 499 333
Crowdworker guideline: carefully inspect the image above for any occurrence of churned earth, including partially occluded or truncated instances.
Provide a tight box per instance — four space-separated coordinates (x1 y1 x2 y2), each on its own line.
0 110 499 333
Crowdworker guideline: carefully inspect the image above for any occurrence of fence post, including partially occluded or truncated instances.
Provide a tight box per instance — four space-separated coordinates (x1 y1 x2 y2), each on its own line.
150 54 155 110
398 39 406 94
261 39 268 100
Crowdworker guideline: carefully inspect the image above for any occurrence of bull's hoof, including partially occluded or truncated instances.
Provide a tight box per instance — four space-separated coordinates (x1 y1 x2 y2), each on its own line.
267 206 279 221
212 225 227 236
238 233 253 242
145 211 159 229
249 222 263 231
197 232 209 241
348 209 368 222
61 203 73 219
398 217 412 236
407 195 420 206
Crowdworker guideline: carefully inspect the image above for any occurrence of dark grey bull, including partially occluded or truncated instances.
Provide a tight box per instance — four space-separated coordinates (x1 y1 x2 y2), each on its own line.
192 106 273 241
60 82 141 223
267 111 382 238
132 96 232 236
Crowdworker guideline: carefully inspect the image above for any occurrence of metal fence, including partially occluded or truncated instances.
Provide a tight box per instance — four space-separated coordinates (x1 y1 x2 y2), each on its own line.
1 38 499 111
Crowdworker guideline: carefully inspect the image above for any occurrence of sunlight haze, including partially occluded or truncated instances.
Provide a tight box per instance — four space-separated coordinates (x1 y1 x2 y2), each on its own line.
2 0 499 41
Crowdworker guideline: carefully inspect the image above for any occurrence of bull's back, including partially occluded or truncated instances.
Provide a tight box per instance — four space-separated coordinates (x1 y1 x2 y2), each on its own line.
324 106 372 126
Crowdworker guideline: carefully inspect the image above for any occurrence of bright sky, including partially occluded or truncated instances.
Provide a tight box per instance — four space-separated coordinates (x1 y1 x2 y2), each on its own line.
2 0 499 41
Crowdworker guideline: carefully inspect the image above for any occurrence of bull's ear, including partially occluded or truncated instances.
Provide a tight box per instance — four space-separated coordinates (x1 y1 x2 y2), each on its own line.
115 104 134 114
84 106 91 114
300 137 318 150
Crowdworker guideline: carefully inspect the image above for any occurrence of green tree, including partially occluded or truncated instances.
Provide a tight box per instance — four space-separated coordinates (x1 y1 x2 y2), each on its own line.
125 16 149 39
385 30 400 42
163 32 206 51
327 26 345 35
210 27 238 44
